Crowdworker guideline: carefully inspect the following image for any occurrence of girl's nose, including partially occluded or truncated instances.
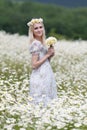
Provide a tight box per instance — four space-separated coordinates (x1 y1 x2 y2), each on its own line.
38 28 41 31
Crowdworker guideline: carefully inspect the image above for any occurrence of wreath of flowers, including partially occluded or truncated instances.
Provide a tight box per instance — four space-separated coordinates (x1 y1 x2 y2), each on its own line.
27 18 43 26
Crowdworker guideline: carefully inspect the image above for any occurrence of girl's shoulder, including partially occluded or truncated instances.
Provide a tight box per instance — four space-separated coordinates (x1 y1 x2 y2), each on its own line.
29 40 42 54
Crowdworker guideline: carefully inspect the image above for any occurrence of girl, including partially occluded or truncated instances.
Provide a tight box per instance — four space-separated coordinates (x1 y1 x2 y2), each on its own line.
27 18 57 105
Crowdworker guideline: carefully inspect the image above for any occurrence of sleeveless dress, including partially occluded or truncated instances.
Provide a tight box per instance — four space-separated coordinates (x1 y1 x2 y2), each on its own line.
29 40 57 105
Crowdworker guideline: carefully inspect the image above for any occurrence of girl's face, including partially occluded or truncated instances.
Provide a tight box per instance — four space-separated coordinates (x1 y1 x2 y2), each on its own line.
33 23 43 39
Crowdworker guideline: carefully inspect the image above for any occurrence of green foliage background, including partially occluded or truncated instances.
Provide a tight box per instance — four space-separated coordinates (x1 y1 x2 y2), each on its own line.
0 0 87 39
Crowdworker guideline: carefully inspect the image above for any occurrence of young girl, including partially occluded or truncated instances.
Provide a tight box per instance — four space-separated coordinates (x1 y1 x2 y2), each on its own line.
27 18 57 105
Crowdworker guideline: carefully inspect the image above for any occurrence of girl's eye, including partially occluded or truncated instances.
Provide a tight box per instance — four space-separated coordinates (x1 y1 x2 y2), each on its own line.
40 26 43 29
34 26 43 30
34 27 38 30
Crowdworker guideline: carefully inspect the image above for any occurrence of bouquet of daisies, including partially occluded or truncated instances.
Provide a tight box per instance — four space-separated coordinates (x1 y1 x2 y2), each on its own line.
46 36 57 48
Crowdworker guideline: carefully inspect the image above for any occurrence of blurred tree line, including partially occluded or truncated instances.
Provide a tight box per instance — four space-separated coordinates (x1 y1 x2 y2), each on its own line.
0 0 87 39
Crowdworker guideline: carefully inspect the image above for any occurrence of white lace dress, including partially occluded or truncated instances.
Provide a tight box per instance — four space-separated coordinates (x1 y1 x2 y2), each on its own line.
29 40 57 105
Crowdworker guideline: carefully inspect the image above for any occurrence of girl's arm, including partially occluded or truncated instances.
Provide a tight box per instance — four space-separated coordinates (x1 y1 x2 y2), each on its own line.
31 50 54 69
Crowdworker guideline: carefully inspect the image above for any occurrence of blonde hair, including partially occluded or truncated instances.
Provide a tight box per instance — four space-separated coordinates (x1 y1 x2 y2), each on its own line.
27 18 46 44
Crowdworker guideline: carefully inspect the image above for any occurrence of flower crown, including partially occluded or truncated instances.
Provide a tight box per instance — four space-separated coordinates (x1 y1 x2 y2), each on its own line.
27 18 43 26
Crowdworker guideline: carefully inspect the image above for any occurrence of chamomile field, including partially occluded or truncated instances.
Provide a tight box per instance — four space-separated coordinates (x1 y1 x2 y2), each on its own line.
0 31 87 130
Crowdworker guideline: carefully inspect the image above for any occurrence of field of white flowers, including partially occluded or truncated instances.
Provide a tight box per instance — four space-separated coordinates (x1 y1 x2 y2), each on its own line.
0 31 87 130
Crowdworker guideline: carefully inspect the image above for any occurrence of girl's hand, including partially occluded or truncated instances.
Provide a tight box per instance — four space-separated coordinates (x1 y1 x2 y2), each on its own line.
47 47 55 58
48 47 55 57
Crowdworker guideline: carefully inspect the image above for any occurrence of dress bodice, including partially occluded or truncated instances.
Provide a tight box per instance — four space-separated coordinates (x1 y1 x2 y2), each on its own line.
29 39 47 59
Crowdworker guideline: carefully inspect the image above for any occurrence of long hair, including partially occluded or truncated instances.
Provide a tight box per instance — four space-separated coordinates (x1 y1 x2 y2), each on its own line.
28 22 46 44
